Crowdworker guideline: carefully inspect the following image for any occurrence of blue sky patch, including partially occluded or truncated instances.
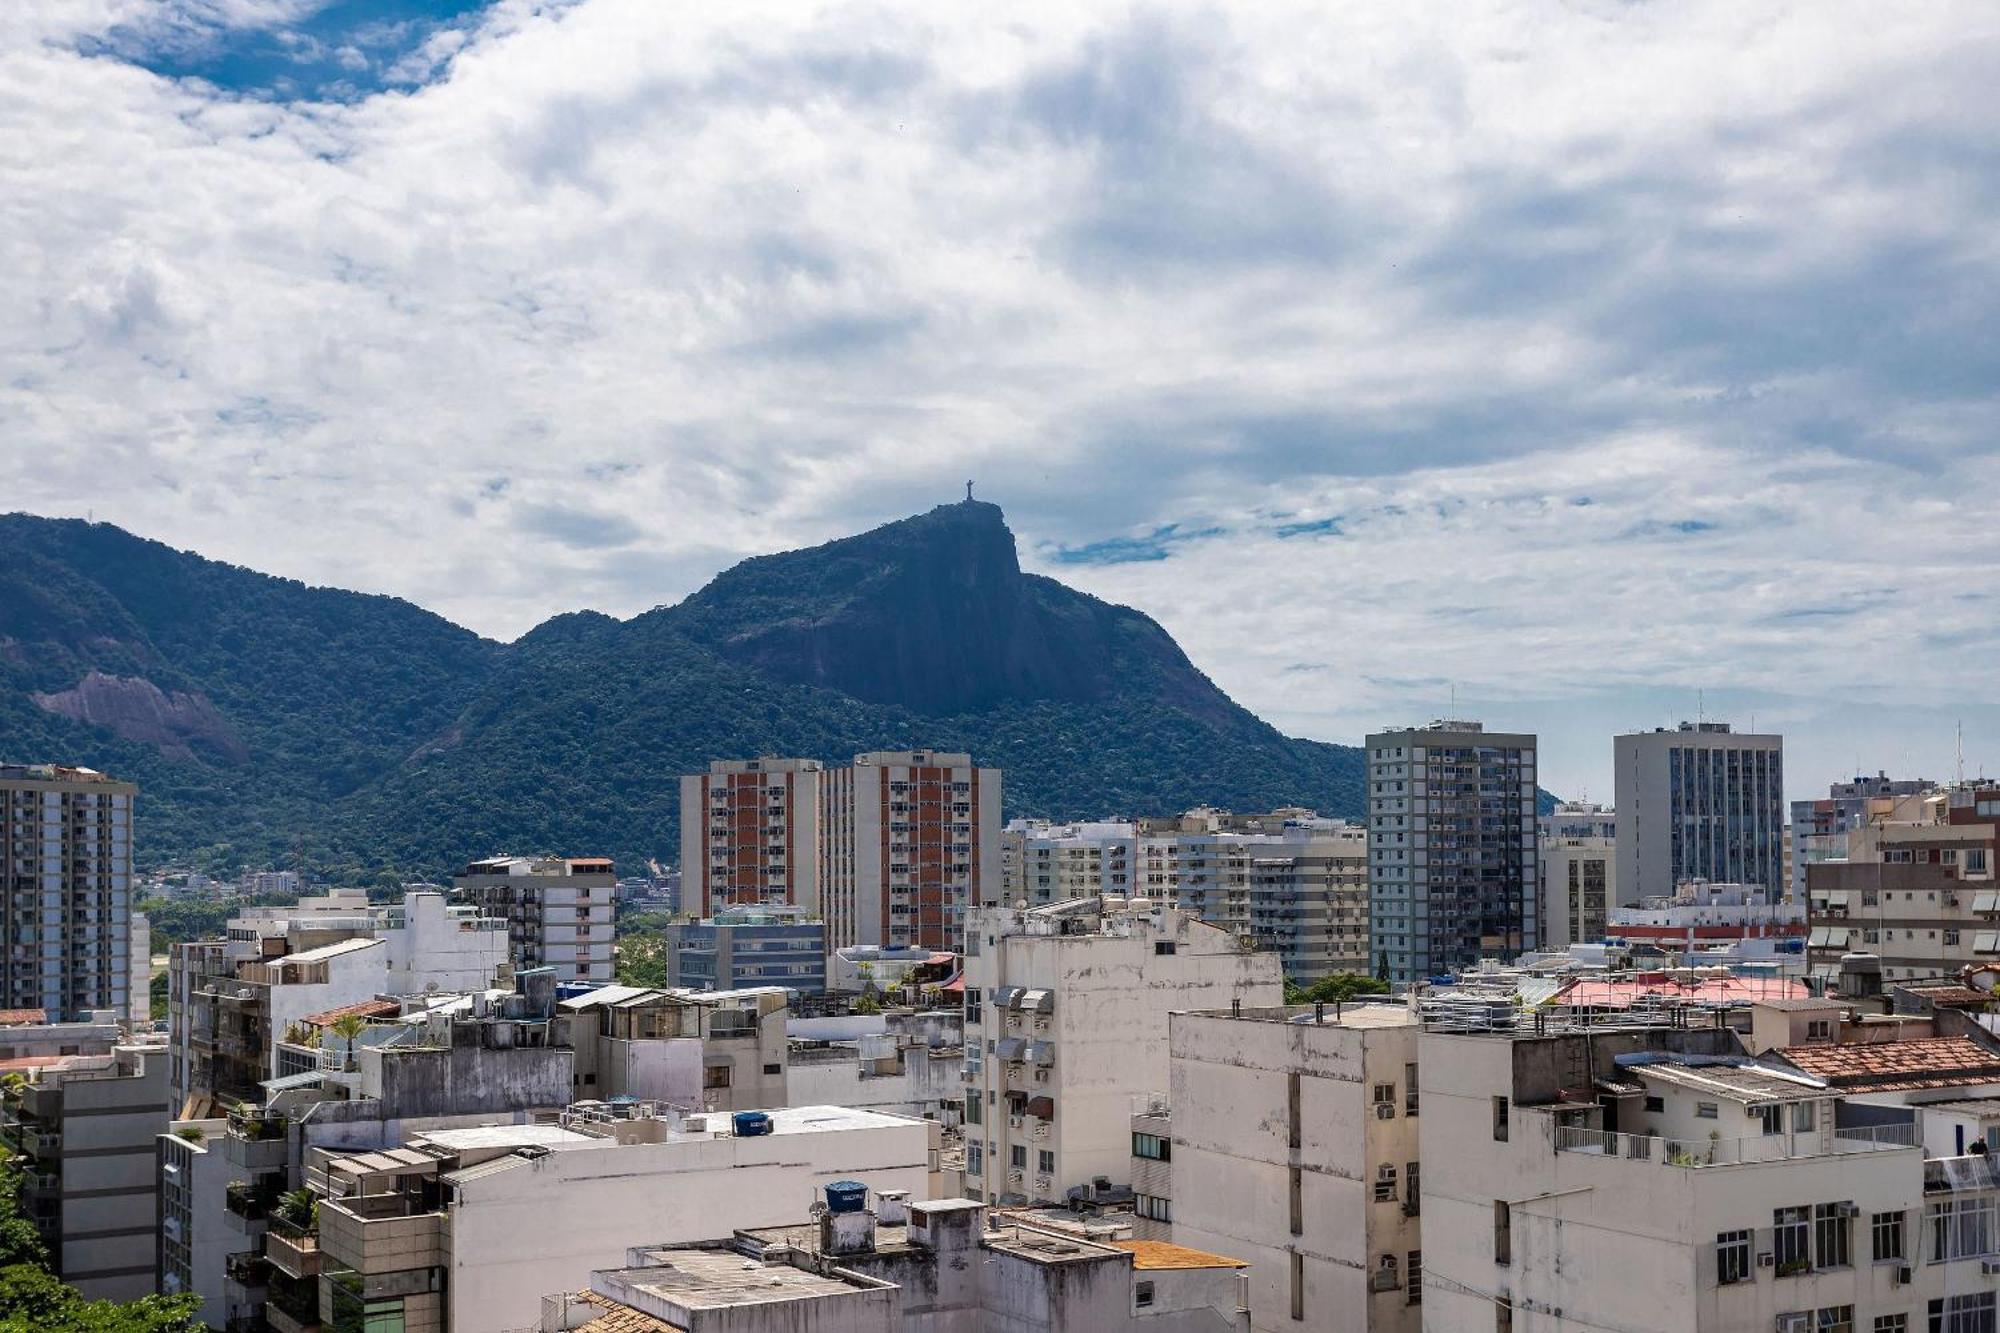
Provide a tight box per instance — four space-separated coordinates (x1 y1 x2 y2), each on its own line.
82 1 500 103
1048 523 1224 565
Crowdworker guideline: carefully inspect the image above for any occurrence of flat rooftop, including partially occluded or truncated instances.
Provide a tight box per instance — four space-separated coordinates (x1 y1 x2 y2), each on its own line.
421 1123 604 1153
601 1250 881 1312
1184 1003 1416 1030
1110 1240 1249 1271
1637 1062 1835 1103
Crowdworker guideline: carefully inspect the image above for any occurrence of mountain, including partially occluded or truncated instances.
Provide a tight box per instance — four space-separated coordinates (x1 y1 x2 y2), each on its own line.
0 502 1367 878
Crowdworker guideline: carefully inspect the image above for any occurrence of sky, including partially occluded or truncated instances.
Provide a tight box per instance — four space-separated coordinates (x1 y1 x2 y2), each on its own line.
4 0 1999 805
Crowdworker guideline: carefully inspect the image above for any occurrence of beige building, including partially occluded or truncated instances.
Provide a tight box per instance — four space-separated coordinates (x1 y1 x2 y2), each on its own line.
820 751 1001 953
1170 1004 1421 1333
557 983 791 1111
1538 802 1618 950
678 757 824 915
1807 784 2000 990
960 897 1283 1208
0 763 136 1020
454 855 615 984
1 1039 169 1300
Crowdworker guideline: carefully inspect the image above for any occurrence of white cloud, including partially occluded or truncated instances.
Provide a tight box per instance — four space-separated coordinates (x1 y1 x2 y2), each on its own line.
2 0 1997 796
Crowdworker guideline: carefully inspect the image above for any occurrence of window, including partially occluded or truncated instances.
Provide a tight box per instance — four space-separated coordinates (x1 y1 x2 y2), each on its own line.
1405 1062 1420 1115
1816 1203 1853 1269
1407 1250 1422 1306
1645 1095 1665 1113
1696 1101 1720 1120
967 1143 983 1176
1373 1083 1396 1106
1874 1316 1907 1333
1493 1096 1510 1142
1154 942 1176 956
1874 1211 1905 1262
1136 1194 1171 1222
1807 1020 1833 1040
1819 1306 1854 1333
1928 1293 1997 1333
762 1062 781 1075
1010 1144 1027 1170
1289 1166 1302 1236
1038 1150 1054 1174
1926 1197 1997 1262
1717 1229 1753 1285
1494 1200 1512 1266
1135 1280 1154 1309
965 1098 982 1126
1946 931 1962 947
1132 1133 1171 1162
1496 1292 1513 1333
1776 1206 1812 1273
1290 1251 1304 1322
1757 1104 1784 1135
1406 1161 1421 1215
1374 1165 1398 1202
1795 1102 1817 1132
703 1064 732 1090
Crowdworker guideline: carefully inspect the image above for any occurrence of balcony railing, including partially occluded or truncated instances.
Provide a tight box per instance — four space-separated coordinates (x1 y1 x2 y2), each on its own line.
1553 1122 1916 1167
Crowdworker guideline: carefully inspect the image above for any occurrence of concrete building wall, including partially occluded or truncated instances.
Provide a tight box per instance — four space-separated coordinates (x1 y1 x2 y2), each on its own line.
1171 1008 1420 1333
1540 837 1616 950
49 1043 171 1300
680 759 824 916
822 753 1000 953
445 1118 935 1333
158 1118 231 1330
1615 724 1785 903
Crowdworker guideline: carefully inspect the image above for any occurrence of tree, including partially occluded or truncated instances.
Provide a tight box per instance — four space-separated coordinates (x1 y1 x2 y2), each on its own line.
1287 972 1391 1006
0 1163 199 1331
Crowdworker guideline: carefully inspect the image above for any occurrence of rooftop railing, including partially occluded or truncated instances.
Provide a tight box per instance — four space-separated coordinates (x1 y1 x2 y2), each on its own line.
1553 1123 1916 1167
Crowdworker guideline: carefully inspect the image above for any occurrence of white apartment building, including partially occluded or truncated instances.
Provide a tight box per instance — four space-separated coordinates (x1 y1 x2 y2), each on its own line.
1539 802 1618 950
1171 1004 1422 1333
1419 1013 2000 1333
960 897 1283 1207
0 763 136 1020
1368 721 1540 983
454 855 615 984
156 1115 232 1328
820 751 1001 953
1616 721 1786 901
679 757 824 915
999 819 1174 904
308 1104 938 1333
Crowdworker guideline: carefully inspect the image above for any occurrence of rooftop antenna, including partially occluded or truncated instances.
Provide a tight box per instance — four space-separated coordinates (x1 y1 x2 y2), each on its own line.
1957 720 1965 789
1698 688 1705 727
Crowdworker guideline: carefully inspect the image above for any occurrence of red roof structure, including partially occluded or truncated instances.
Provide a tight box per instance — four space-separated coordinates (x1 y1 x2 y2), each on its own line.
1778 1037 2000 1093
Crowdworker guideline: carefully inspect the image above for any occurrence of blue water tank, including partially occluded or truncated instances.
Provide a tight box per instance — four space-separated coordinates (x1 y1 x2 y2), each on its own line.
825 1180 868 1215
732 1111 773 1137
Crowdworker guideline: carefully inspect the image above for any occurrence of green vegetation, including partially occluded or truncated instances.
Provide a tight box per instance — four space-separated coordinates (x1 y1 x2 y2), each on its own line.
0 1157 201 1331
0 507 1374 882
1285 972 1392 1006
135 892 301 951
147 973 168 1023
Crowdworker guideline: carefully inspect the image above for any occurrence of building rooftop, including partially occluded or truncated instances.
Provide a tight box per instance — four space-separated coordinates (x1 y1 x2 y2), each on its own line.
1637 1062 1836 1103
1778 1037 2000 1092
1751 998 1850 1014
279 937 385 965
565 1299 678 1333
1556 974 1809 1010
422 1123 603 1154
1185 1003 1417 1030
1109 1240 1250 1271
600 1251 879 1311
301 998 402 1027
0 1010 50 1026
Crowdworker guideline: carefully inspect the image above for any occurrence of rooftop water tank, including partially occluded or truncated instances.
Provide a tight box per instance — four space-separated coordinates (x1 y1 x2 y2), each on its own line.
825 1180 868 1215
732 1111 773 1137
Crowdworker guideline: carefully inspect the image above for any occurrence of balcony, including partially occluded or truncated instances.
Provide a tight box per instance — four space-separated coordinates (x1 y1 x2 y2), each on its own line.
225 1179 282 1228
224 1250 270 1290
1553 1122 1916 1168
318 1192 446 1277
265 1216 321 1280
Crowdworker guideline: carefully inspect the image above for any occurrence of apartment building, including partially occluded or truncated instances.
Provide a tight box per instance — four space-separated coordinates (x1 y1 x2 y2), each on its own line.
454 855 615 984
820 751 1001 953
1244 827 1370 985
1539 802 1618 950
305 1103 936 1333
1616 721 1786 902
786 1009 966 1123
665 906 826 992
1418 1005 2000 1333
1807 784 2000 989
535 1192 1251 1332
679 757 824 914
0 1039 170 1300
1793 773 1937 898
1170 1004 1422 1333
999 819 1171 905
1609 880 1808 967
960 897 1283 1207
559 983 790 1111
1130 1095 1173 1241
0 763 136 1020
156 1115 233 1328
1367 721 1540 983
169 889 512 1110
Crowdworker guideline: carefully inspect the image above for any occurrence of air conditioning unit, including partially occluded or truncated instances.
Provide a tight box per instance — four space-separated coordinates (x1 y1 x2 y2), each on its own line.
1895 1265 1913 1286
1833 1202 1860 1218
1982 1260 2000 1276
1376 1104 1396 1120
1756 1253 1775 1268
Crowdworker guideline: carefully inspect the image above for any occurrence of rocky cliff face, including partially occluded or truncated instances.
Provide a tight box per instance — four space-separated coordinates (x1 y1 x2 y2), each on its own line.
32 670 247 763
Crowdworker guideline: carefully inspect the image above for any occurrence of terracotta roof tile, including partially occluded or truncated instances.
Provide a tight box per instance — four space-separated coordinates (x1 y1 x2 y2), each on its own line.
1779 1037 2000 1092
0 1010 48 1026
562 1295 683 1333
301 998 400 1028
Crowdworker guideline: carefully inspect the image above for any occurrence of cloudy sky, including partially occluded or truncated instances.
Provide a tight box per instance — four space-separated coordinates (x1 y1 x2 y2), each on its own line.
5 0 1998 803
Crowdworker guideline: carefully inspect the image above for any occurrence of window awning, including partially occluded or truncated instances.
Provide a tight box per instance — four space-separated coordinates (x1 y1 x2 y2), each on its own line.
1975 932 2000 955
1005 1089 1028 1106
1974 892 2000 914
1808 927 1838 947
1026 1041 1055 1066
996 1037 1028 1061
1020 989 1055 1014
1026 1095 1056 1119
990 986 1023 1009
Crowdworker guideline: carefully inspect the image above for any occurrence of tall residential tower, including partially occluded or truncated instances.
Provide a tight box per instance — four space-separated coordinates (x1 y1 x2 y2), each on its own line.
1614 722 1784 902
1366 721 1539 983
0 764 136 1020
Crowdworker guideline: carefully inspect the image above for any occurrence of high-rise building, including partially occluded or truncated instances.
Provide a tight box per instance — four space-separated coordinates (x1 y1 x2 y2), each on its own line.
820 751 1000 952
1538 802 1618 950
1614 721 1785 902
0 764 136 1020
1366 722 1539 983
678 758 824 916
453 856 616 984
